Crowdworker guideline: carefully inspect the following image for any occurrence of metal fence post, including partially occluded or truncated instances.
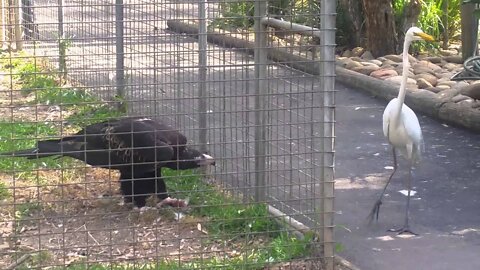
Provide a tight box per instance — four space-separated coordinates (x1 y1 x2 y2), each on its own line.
58 0 67 79
115 0 126 111
320 0 336 269
254 0 268 202
198 0 208 152
14 0 23 50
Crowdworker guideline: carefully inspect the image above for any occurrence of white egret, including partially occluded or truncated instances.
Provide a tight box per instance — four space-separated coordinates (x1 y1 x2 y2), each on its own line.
368 27 434 235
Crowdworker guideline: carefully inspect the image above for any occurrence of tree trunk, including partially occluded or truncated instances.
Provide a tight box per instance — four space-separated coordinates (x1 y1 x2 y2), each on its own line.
398 0 421 50
338 0 363 47
362 0 397 57
441 0 449 49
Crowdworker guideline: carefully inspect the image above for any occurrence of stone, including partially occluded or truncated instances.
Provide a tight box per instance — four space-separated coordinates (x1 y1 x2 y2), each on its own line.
458 83 480 100
336 57 353 67
437 88 464 102
345 60 363 70
416 78 433 89
361 50 374 60
437 80 457 87
412 64 435 75
425 87 443 93
377 57 387 62
352 65 379 75
394 66 414 78
423 56 442 63
381 59 398 67
453 81 470 90
385 75 417 87
452 94 471 103
384 54 403 62
439 49 458 57
443 55 464 64
351 47 365 57
350 56 363 62
342 50 352 57
416 60 442 71
437 84 451 90
443 63 460 72
408 54 417 63
360 61 380 67
368 59 383 66
370 68 398 80
414 73 438 86
472 101 480 108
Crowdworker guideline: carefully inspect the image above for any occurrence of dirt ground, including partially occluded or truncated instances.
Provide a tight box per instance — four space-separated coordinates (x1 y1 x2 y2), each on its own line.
0 74 331 269
0 72 242 268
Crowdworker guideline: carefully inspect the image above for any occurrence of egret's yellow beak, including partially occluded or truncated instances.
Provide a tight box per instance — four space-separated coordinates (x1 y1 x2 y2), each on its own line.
415 32 434 42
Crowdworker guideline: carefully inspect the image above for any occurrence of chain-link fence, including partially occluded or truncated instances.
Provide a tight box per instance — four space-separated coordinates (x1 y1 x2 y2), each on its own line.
0 0 336 269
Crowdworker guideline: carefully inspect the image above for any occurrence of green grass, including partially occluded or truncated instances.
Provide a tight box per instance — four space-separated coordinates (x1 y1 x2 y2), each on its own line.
1 52 312 270
0 121 62 173
66 103 125 127
163 168 280 236
160 168 313 268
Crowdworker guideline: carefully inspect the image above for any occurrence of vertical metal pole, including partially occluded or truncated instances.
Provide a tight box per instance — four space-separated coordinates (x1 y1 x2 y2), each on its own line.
461 2 478 60
14 0 22 50
115 0 126 112
198 0 208 153
58 0 66 79
320 0 336 269
254 0 267 202
0 0 5 46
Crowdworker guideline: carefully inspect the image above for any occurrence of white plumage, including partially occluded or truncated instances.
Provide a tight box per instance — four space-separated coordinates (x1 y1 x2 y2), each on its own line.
383 98 423 163
369 26 434 235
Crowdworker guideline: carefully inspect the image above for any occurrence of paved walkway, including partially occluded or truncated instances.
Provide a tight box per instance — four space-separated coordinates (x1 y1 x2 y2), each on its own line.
335 83 480 270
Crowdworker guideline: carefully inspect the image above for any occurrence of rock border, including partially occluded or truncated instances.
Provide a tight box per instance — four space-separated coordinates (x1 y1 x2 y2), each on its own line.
167 20 480 133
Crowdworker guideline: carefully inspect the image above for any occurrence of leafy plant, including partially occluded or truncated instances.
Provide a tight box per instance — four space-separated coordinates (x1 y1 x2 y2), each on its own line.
393 0 461 47
210 1 255 30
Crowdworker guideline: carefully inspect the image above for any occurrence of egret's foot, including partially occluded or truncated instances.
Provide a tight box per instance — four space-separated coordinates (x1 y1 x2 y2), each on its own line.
157 197 188 208
388 226 418 236
367 200 383 223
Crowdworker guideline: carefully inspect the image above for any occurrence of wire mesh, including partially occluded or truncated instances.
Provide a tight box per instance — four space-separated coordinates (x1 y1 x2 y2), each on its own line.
0 0 336 269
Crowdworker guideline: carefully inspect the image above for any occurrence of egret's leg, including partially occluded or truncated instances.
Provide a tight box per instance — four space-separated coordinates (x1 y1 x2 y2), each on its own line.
388 161 417 235
368 147 398 223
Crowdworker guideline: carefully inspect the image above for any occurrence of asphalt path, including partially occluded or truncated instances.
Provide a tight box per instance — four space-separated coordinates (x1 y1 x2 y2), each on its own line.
335 83 480 270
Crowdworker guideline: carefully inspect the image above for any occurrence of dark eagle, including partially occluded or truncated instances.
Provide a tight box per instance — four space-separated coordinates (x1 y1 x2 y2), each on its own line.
1 117 215 208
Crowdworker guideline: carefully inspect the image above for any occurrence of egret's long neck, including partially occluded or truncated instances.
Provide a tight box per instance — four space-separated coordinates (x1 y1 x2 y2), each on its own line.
395 38 412 120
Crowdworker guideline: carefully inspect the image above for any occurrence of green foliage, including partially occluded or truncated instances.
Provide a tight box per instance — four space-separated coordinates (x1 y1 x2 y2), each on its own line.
393 0 461 43
259 231 313 261
211 0 320 30
35 87 97 106
210 1 255 30
66 103 125 127
0 121 61 173
163 168 280 236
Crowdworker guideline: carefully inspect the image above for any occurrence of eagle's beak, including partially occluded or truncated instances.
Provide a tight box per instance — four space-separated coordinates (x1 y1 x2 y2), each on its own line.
200 153 215 166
